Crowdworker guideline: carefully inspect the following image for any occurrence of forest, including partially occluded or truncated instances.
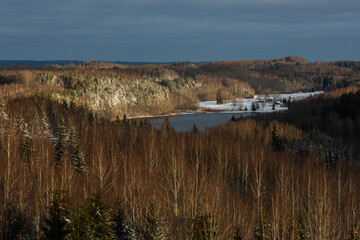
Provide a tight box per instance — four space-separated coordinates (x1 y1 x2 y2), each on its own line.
1 57 359 118
0 60 360 239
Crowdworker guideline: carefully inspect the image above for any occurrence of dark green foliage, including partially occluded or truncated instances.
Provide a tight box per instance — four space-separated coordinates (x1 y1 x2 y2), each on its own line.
140 203 165 240
190 215 216 240
86 110 94 124
20 135 34 162
63 99 69 110
139 118 151 128
113 200 134 240
85 193 112 239
62 74 74 89
42 190 71 240
55 119 68 164
55 133 65 164
16 115 35 162
337 91 360 119
347 221 360 240
216 89 223 104
253 216 270 240
122 114 128 125
192 124 199 132
233 228 243 240
115 115 121 124
71 139 86 173
251 102 257 111
2 203 28 240
271 123 284 152
296 214 309 240
70 208 94 240
161 117 174 134
70 193 112 240
69 101 77 112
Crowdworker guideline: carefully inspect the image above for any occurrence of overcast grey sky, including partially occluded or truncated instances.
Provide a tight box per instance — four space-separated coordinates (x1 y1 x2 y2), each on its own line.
1 0 359 61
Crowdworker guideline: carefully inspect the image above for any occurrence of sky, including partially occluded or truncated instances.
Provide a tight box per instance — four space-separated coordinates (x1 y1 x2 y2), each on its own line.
1 0 359 62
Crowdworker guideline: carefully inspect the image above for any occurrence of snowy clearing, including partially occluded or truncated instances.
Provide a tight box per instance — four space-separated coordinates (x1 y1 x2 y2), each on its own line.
198 91 323 113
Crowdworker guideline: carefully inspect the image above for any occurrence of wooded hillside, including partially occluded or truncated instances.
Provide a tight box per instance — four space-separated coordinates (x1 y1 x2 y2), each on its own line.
0 86 360 239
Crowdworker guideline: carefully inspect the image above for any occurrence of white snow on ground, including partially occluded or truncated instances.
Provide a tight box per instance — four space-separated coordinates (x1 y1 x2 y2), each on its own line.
198 91 323 113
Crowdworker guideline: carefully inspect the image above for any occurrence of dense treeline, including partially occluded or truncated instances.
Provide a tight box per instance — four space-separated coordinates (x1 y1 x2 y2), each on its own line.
1 92 360 239
255 86 360 145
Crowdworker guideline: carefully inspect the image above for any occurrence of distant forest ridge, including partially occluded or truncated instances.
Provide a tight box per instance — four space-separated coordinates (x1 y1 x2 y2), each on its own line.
0 60 183 67
1 56 359 68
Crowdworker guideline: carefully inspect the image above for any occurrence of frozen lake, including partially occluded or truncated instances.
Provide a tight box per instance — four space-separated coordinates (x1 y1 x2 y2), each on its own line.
148 91 323 132
149 112 255 132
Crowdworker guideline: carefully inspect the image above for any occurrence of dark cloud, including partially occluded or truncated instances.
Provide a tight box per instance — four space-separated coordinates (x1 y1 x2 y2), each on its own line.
0 0 359 61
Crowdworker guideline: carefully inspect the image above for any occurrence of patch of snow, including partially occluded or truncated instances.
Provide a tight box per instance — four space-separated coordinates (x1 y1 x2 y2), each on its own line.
198 91 323 112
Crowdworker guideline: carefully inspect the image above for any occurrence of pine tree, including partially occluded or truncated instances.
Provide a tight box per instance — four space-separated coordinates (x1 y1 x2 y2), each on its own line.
42 190 72 240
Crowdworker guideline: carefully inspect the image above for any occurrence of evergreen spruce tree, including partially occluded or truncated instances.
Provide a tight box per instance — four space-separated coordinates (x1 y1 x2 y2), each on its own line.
271 123 284 152
296 214 309 240
16 115 35 162
63 99 69 111
190 215 216 240
42 190 71 240
55 119 69 164
347 220 360 240
143 118 151 127
55 132 65 164
70 207 94 240
2 203 27 239
113 200 135 240
253 214 270 240
161 118 174 134
115 115 121 125
69 101 77 112
233 228 243 240
70 131 86 173
192 124 199 133
251 102 257 111
86 193 112 239
86 110 94 124
216 89 224 104
141 203 165 240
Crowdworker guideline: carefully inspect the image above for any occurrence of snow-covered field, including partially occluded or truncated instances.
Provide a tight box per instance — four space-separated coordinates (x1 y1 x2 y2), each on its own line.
198 91 323 113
